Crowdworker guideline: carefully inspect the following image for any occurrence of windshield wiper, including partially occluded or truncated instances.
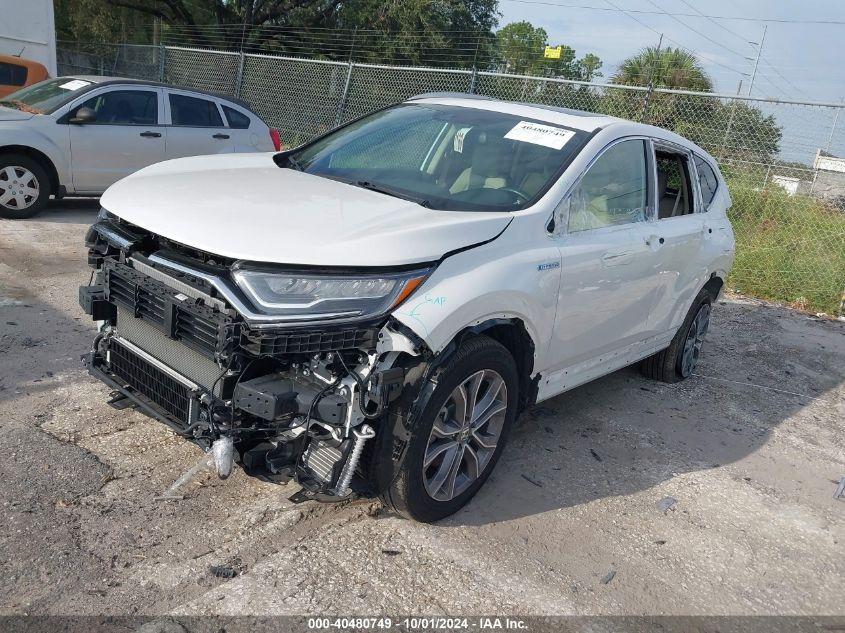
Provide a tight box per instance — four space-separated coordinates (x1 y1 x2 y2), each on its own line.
354 180 431 208
284 153 303 171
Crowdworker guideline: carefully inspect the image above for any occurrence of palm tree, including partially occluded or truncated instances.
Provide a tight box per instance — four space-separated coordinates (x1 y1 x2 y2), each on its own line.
612 47 713 92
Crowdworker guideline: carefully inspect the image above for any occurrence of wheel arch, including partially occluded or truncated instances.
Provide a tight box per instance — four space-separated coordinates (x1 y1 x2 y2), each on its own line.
0 145 60 196
446 318 538 413
703 271 726 301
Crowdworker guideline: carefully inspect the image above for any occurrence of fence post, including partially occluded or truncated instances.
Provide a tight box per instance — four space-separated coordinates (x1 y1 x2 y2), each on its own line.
640 86 652 123
234 51 245 97
335 61 354 127
157 44 166 82
468 67 478 94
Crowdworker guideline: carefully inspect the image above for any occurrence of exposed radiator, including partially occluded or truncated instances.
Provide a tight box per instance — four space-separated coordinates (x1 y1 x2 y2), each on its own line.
301 439 343 484
116 306 223 395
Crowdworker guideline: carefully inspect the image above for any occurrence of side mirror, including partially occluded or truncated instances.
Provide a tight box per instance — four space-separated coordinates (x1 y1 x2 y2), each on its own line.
70 106 96 124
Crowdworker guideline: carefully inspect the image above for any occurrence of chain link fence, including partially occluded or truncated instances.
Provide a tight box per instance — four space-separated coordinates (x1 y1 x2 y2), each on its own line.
57 43 845 316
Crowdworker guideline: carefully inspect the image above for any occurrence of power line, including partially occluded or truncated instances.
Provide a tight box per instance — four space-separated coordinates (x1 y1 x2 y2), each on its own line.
499 0 845 25
760 59 813 100
639 0 752 61
673 0 756 50
599 0 750 78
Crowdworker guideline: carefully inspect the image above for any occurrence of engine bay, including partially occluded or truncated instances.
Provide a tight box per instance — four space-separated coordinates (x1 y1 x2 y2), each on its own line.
79 213 422 502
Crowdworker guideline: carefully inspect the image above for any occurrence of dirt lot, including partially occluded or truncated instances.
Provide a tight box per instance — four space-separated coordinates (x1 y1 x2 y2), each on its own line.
0 201 843 617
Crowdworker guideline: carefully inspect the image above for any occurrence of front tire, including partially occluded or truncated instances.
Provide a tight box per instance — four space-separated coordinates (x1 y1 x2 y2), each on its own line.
381 336 519 522
0 154 51 219
641 289 712 383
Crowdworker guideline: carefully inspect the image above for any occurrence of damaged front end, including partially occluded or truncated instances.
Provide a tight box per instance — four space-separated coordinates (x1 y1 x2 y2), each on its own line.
79 211 429 502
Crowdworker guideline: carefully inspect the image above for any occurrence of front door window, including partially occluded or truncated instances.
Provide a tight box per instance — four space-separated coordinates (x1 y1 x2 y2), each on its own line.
568 139 649 233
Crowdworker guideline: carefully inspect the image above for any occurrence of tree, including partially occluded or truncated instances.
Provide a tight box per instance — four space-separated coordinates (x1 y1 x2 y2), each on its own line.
92 0 500 65
495 21 602 80
97 0 337 48
607 47 780 162
309 0 500 67
496 21 547 75
612 46 713 91
55 0 156 45
577 53 603 82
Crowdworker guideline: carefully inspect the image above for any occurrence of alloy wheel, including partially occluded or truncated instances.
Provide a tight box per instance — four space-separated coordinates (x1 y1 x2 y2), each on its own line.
423 369 508 502
0 166 40 210
680 303 710 377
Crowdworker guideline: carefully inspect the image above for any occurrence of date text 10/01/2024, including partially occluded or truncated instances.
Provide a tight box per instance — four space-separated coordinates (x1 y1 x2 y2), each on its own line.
306 617 529 630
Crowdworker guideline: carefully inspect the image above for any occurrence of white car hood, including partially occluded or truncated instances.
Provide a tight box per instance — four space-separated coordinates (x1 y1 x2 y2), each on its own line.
100 153 512 267
0 106 35 121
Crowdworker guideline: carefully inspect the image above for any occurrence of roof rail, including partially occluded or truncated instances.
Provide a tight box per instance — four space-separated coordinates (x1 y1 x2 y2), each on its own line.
406 92 493 102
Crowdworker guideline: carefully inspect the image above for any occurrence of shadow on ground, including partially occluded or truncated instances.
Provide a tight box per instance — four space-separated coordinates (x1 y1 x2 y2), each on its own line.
444 300 844 526
39 197 101 223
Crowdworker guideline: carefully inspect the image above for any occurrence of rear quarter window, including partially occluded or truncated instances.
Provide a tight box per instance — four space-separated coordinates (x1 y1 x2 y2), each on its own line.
0 62 27 86
223 105 251 129
694 155 719 207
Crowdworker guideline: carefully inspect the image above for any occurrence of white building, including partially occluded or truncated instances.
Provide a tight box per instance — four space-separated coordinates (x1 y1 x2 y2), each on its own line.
811 149 845 201
0 0 57 75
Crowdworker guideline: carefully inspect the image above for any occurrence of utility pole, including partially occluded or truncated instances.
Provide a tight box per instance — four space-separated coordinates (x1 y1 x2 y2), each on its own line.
647 33 663 88
747 24 767 96
826 99 842 151
720 79 743 159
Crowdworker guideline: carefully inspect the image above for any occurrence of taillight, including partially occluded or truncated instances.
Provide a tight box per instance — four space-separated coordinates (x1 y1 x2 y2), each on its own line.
269 128 281 151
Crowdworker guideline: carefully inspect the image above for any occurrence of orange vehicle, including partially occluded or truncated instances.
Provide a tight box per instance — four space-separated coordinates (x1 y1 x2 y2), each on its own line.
0 55 49 98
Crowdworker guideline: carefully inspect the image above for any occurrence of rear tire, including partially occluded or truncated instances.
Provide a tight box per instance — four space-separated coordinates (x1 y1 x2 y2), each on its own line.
0 153 51 219
381 336 519 522
640 289 712 383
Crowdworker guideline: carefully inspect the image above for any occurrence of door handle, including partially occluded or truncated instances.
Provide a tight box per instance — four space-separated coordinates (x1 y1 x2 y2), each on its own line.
601 250 634 266
139 131 161 138
213 133 230 139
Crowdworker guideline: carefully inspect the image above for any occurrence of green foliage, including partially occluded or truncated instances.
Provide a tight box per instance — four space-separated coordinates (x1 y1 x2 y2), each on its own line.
496 21 548 75
727 175 845 314
612 46 713 91
606 47 782 163
55 0 156 44
495 21 602 80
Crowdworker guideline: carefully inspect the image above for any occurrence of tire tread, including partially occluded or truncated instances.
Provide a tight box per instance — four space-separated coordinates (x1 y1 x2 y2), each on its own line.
380 335 517 522
640 289 711 383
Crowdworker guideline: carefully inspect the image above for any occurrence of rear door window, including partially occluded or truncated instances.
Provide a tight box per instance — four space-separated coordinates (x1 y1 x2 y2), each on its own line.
222 105 251 129
169 94 224 127
655 149 696 219
78 90 158 125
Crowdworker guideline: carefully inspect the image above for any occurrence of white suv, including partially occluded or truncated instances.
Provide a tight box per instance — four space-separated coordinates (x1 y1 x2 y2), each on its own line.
80 94 734 522
0 76 278 218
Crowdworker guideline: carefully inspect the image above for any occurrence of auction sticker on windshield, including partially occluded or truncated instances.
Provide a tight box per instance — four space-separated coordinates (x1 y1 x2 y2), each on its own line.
59 79 92 91
505 121 574 150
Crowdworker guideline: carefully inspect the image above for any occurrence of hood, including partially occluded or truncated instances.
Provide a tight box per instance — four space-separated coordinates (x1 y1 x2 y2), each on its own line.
100 153 512 267
0 106 35 122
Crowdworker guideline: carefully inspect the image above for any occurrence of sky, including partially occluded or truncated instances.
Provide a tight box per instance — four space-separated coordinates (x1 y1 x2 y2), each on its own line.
497 0 845 103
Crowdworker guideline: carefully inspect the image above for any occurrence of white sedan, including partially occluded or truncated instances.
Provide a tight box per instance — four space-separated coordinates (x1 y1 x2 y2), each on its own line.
0 75 279 218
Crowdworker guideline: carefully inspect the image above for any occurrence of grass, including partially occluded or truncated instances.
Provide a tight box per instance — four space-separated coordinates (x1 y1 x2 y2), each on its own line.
726 174 845 316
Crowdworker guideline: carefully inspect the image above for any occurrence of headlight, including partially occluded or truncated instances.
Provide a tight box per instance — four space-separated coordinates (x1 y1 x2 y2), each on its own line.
232 267 431 321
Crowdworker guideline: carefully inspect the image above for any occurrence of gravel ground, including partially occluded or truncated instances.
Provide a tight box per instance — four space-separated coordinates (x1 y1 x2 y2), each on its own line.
0 200 843 617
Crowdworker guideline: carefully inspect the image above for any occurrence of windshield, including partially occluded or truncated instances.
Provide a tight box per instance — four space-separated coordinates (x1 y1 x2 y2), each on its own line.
0 77 94 114
288 103 589 211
